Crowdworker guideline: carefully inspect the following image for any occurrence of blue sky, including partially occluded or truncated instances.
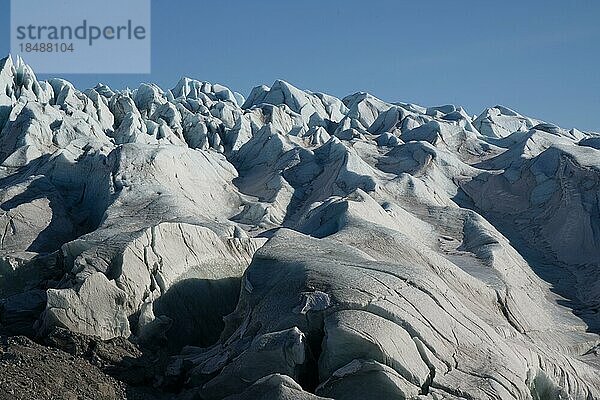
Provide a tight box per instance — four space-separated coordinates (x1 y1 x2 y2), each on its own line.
1 0 599 131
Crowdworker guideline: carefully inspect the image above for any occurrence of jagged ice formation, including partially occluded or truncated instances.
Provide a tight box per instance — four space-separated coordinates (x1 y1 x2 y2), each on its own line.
0 55 599 399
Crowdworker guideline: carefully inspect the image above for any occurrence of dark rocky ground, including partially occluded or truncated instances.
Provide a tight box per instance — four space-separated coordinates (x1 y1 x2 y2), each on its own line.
0 332 189 400
0 335 126 400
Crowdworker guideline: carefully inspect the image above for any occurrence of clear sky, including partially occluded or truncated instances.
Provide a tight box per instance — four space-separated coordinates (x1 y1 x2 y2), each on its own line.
1 0 599 131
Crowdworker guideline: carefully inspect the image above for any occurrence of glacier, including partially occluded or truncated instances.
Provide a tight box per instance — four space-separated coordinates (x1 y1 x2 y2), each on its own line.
0 55 599 399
